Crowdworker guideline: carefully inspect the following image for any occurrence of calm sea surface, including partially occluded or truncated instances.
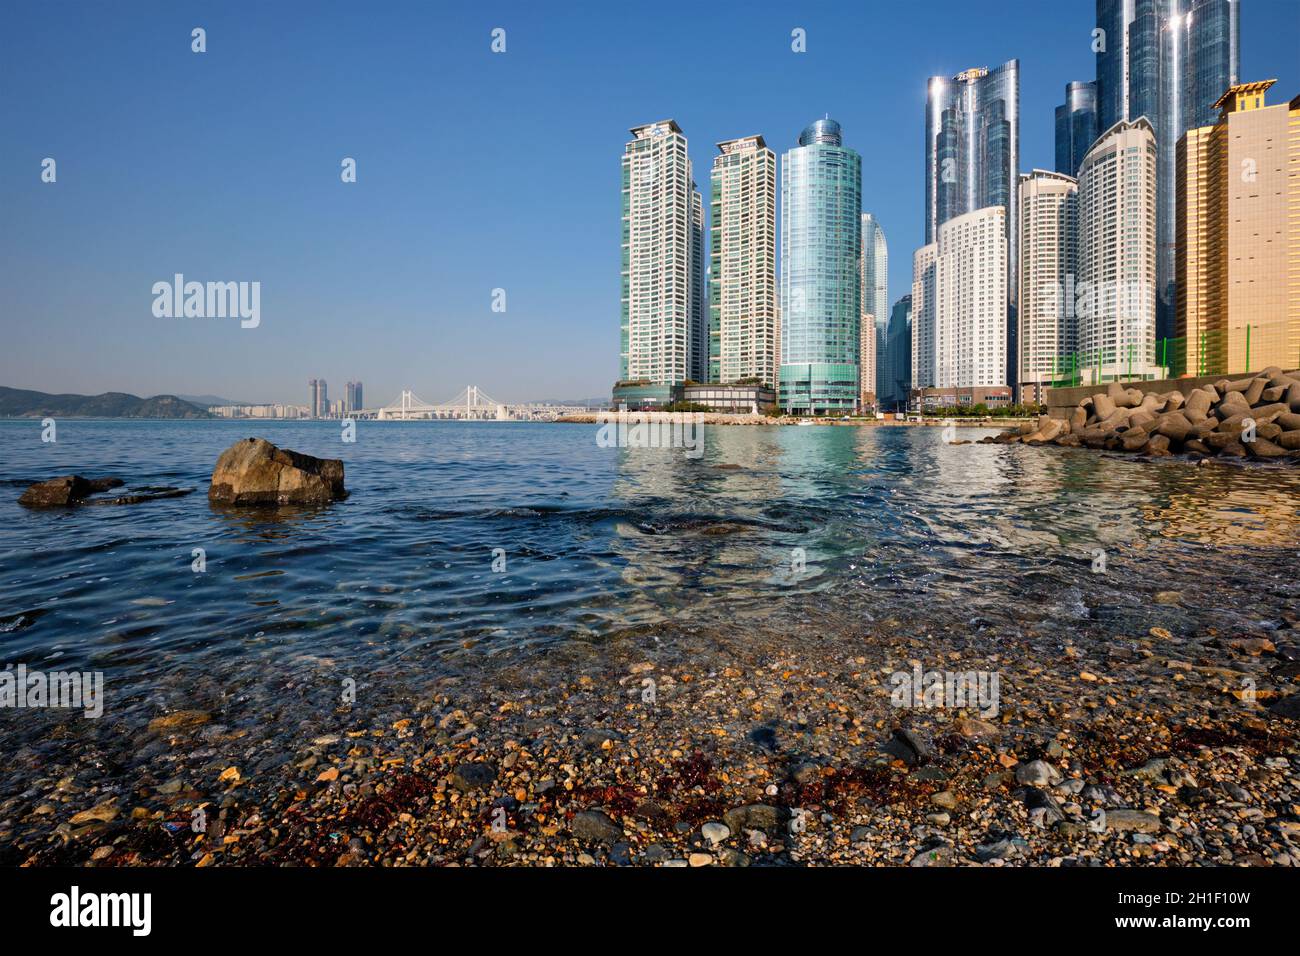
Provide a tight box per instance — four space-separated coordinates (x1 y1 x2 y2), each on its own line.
2 418 1299 744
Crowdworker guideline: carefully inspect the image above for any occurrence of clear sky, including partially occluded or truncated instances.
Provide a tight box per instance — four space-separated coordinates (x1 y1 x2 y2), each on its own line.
2 0 1297 406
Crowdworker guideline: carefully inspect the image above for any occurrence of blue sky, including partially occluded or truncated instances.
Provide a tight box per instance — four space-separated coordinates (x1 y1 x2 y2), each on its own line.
2 0 1297 405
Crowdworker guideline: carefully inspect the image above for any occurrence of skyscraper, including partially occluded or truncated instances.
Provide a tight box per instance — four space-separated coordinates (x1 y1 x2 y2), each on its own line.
859 314 877 410
1177 80 1299 377
344 380 363 413
309 378 329 418
860 213 888 328
620 120 706 389
934 206 1008 389
1055 81 1098 177
861 213 887 411
1078 118 1159 383
1094 0 1241 341
911 244 938 390
691 190 707 383
924 61 1019 385
876 322 888 401
779 118 862 414
1018 170 1079 403
884 295 913 410
710 136 778 387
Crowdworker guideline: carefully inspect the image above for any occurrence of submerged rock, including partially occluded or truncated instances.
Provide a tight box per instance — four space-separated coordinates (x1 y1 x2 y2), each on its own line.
208 437 347 506
18 475 122 507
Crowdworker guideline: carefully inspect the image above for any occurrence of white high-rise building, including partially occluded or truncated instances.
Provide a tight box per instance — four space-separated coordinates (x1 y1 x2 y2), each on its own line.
620 120 706 386
1018 170 1079 402
860 213 887 409
1077 117 1158 383
710 136 777 387
933 206 1007 388
911 244 938 390
861 213 888 332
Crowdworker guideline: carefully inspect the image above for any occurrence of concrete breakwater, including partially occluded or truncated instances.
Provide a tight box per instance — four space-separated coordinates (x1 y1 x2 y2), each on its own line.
556 412 1021 427
990 367 1300 460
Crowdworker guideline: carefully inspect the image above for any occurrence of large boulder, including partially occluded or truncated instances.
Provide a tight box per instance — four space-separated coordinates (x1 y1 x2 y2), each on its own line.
19 475 123 507
208 438 347 506
1091 392 1117 420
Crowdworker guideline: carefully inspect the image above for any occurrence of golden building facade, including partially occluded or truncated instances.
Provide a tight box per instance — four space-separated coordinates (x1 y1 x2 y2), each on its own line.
1175 81 1300 376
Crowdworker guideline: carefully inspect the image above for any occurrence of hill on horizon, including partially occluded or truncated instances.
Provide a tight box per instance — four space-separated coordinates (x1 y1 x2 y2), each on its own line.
177 393 250 408
0 386 211 419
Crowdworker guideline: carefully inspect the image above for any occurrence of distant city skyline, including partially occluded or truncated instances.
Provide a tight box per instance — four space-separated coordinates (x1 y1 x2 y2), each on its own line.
2 1 1295 405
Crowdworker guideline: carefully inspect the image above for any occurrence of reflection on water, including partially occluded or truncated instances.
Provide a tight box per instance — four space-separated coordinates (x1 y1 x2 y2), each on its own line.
1 418 1298 735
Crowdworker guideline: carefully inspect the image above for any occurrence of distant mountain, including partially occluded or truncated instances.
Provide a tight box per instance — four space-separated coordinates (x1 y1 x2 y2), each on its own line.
177 393 247 408
0 386 211 419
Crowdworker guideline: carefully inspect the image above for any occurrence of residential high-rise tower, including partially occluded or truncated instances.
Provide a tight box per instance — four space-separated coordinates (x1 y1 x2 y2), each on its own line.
710 136 778 387
1094 0 1241 341
860 213 889 329
1078 117 1159 382
620 120 706 389
1177 80 1299 376
779 118 862 414
933 206 1008 389
1018 170 1079 402
924 61 1019 386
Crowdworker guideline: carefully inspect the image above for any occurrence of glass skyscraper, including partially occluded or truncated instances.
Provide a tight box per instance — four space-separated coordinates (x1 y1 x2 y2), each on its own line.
1094 0 1240 342
780 118 862 414
883 294 912 410
861 213 888 405
860 213 888 326
924 61 1019 386
1055 81 1098 177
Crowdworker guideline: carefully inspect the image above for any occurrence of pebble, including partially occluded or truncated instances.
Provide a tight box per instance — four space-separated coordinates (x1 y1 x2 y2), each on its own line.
570 810 623 844
701 822 731 846
1015 760 1062 786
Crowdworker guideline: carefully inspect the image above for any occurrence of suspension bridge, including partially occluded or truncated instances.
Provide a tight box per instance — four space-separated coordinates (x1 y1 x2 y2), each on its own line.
352 386 594 421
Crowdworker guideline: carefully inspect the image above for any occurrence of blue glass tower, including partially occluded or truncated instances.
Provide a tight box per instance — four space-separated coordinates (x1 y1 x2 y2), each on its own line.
924 61 1019 387
883 295 913 410
1094 0 1240 342
779 119 862 414
1055 81 1099 177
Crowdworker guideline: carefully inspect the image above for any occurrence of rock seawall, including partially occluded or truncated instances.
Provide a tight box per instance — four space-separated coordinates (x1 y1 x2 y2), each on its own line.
985 367 1300 461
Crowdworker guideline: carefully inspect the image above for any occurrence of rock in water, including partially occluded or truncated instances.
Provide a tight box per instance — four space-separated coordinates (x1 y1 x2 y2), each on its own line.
19 475 123 507
208 438 347 506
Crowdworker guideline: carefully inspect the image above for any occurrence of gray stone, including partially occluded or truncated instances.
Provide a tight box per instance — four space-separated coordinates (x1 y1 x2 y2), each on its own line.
570 809 623 844
1014 759 1062 787
722 803 788 835
1105 809 1163 834
450 761 497 792
881 728 930 767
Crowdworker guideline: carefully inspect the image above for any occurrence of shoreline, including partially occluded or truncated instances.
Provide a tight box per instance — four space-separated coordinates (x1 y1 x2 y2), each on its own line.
1 415 1030 427
7 593 1297 868
557 413 1027 427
